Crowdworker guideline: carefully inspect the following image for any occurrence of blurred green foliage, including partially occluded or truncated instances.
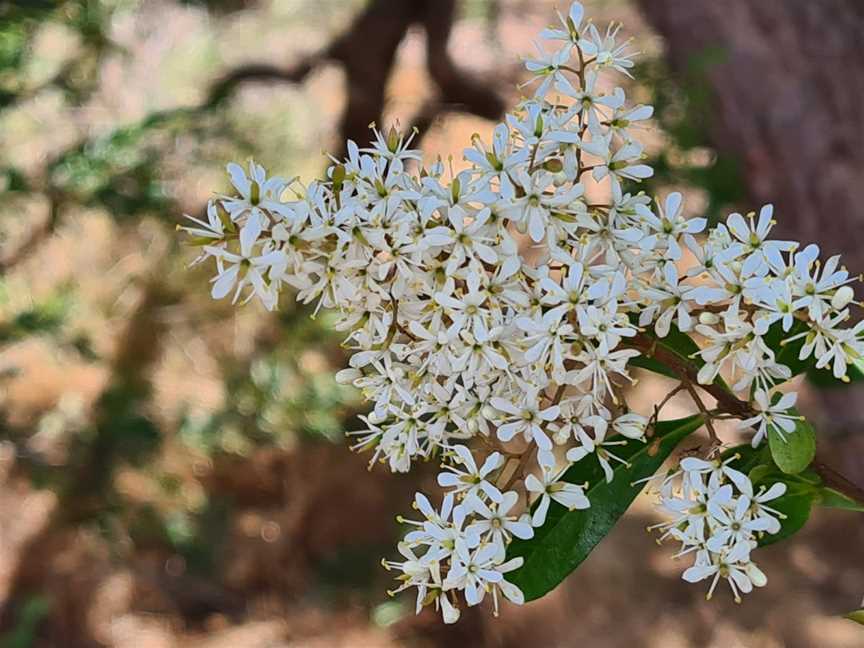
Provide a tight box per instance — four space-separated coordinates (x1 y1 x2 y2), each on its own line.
0 597 51 648
0 1 361 640
181 307 356 455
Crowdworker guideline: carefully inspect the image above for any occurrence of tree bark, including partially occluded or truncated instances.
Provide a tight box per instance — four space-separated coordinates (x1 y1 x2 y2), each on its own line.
638 0 864 269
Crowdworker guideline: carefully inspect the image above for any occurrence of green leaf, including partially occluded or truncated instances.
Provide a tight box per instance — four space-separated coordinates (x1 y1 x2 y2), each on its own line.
505 415 704 601
627 354 678 380
748 463 774 485
756 481 814 547
721 442 768 474
767 411 815 474
845 609 864 626
818 487 864 513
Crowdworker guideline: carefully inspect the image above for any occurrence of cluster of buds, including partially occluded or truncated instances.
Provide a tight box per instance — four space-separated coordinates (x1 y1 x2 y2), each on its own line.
181 1 861 622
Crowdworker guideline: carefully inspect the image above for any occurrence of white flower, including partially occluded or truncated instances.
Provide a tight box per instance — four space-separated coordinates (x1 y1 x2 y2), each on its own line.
524 41 573 97
555 70 620 122
437 445 505 502
205 217 281 309
564 415 629 482
582 138 653 192
465 491 534 560
682 545 767 603
443 539 504 606
541 2 585 44
489 390 561 453
501 170 585 243
423 207 498 272
525 467 590 527
180 200 228 245
612 412 648 440
726 205 796 276
516 304 574 381
705 495 776 553
738 389 799 446
636 192 706 259
578 22 636 76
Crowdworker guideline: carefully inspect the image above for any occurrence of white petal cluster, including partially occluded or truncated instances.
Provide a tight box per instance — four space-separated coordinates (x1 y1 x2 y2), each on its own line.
652 457 786 602
181 0 863 620
384 445 532 623
686 207 863 396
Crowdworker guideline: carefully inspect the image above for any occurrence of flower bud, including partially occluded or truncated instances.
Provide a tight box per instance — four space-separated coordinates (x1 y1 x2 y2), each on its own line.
831 285 854 310
699 312 720 325
543 158 564 173
331 163 346 189
387 126 400 153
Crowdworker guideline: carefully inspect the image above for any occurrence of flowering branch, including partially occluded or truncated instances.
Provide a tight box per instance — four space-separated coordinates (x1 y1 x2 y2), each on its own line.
627 332 864 505
180 0 864 624
625 333 753 418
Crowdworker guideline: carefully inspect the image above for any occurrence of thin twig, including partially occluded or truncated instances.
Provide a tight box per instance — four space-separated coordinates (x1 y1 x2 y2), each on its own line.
683 381 719 445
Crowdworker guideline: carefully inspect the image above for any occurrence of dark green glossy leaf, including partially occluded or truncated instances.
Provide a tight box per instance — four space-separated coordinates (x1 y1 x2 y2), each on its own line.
767 411 815 474
628 354 678 380
818 488 864 513
505 415 704 601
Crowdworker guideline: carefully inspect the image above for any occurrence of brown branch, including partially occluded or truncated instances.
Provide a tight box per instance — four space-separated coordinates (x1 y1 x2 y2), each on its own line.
626 332 864 505
683 381 719 444
206 59 317 105
647 382 686 436
204 0 504 159
0 192 63 274
812 460 864 506
626 332 753 418
500 443 537 493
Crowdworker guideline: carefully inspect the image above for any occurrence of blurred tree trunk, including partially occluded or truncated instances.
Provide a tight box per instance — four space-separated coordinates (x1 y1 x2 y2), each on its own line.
638 0 864 269
638 0 864 462
209 0 503 158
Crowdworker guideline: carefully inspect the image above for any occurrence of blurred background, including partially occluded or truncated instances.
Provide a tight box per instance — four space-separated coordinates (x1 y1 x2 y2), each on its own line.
0 0 862 646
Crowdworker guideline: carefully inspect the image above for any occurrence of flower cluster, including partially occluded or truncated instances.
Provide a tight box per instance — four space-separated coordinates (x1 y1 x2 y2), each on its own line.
182 0 861 620
383 445 533 623
686 205 862 394
651 456 786 602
